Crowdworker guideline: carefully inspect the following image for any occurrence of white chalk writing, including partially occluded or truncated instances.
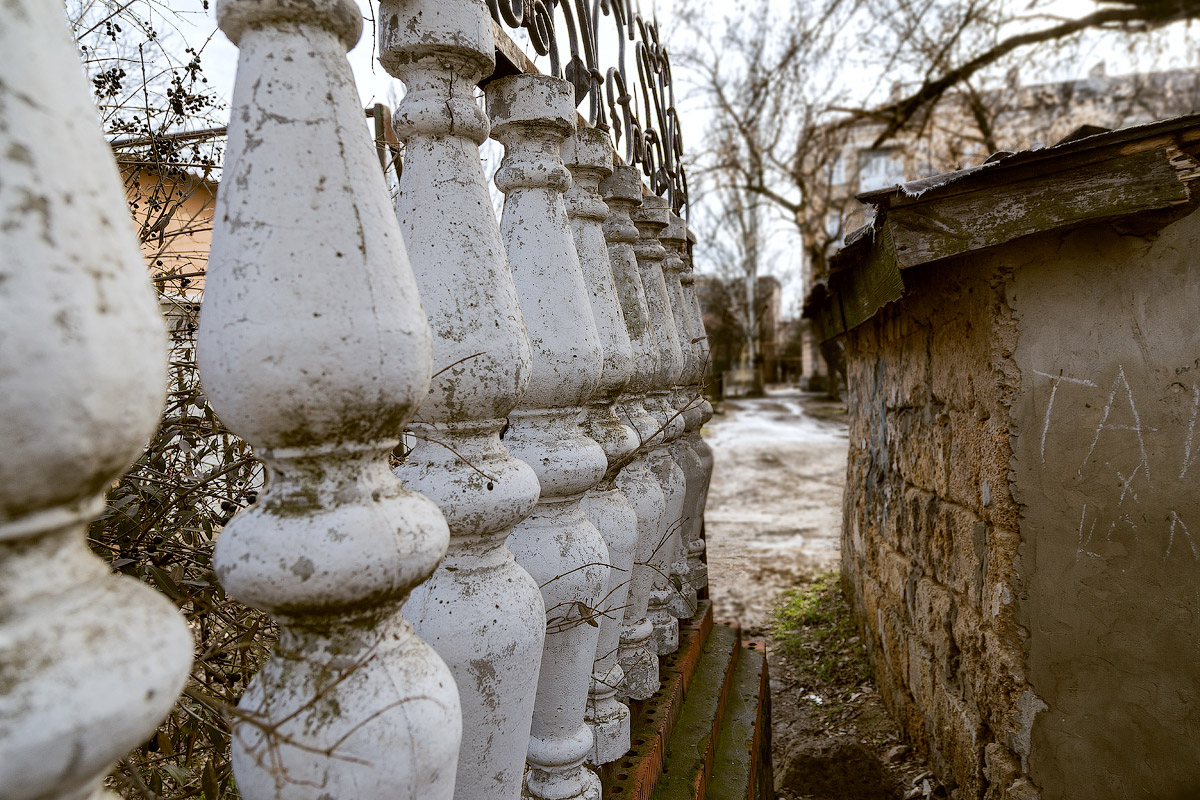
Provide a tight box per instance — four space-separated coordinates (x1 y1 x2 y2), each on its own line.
1080 366 1155 484
1033 370 1096 465
1181 384 1199 480
1036 365 1198 564
1167 511 1199 561
1117 464 1140 507
1076 503 1100 562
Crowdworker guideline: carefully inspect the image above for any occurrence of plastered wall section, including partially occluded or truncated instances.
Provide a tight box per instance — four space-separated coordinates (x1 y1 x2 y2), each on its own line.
1008 212 1200 799
842 257 1030 800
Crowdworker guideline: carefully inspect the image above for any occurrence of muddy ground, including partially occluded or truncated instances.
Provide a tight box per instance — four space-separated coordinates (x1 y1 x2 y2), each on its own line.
702 389 941 800
704 390 846 631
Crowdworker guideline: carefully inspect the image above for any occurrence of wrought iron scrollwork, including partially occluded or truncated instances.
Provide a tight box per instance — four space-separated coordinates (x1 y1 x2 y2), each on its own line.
488 0 689 217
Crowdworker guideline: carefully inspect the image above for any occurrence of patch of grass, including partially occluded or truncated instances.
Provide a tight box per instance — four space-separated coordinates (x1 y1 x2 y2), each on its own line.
772 571 872 689
807 404 849 420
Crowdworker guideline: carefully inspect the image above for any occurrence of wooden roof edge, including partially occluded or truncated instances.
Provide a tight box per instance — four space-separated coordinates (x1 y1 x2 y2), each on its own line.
804 117 1200 343
858 112 1200 211
878 138 1200 270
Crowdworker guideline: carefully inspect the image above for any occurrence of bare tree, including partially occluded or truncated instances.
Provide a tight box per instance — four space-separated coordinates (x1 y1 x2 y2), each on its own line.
677 3 816 393
678 0 1200 294
694 176 772 395
862 0 1200 147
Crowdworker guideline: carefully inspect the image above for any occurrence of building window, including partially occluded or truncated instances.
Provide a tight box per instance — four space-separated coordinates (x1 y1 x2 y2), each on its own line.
857 148 906 191
829 154 846 186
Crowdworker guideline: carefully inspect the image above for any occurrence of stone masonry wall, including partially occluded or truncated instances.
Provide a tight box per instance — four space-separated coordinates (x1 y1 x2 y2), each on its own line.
841 259 1034 800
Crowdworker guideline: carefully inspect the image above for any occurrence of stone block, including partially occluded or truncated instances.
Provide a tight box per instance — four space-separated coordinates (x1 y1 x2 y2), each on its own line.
928 679 986 799
912 577 955 634
983 742 1023 800
946 410 984 510
907 638 936 713
923 269 1013 417
932 408 952 496
896 410 941 492
983 523 1020 587
977 417 1019 530
866 590 910 695
907 577 959 693
949 601 985 673
886 328 931 409
898 486 935 562
929 501 984 599
878 542 914 602
930 316 977 412
883 607 911 693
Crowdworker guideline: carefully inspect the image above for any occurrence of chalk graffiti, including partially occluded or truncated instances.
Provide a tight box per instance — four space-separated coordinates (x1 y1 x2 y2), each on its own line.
1076 503 1099 561
1033 366 1198 564
1116 464 1140 506
1167 511 1199 561
1074 503 1144 564
1079 366 1156 482
1032 370 1096 465
1181 384 1199 480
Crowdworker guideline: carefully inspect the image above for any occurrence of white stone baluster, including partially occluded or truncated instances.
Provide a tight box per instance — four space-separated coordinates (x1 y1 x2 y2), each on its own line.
199 0 460 795
662 211 706 611
488 73 609 800
379 2 546 797
632 194 688 653
682 227 713 592
0 4 193 796
602 167 666 702
564 127 639 765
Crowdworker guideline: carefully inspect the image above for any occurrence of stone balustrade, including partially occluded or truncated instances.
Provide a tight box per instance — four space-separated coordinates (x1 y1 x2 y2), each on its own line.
0 2 716 796
681 228 715 594
662 211 706 615
489 72 609 800
381 2 546 797
1 3 193 796
632 195 689 655
199 0 461 794
565 128 639 766
605 165 670 703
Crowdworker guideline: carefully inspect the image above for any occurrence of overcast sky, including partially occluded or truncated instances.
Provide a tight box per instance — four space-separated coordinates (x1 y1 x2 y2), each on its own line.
165 0 1198 316
178 0 1198 125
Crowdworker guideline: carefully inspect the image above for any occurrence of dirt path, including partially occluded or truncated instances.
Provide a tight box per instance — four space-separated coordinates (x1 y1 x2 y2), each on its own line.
701 389 936 800
703 389 848 635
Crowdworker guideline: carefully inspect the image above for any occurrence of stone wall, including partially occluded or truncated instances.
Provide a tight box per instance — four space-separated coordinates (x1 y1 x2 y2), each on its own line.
840 257 1032 800
840 206 1200 800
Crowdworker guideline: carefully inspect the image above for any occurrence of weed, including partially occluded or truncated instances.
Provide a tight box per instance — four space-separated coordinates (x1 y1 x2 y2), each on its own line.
772 571 872 693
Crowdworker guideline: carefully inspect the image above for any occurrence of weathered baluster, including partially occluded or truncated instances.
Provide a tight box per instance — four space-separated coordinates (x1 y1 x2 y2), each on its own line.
632 193 688 653
662 211 705 612
682 226 714 592
603 167 666 701
565 127 639 764
200 0 460 795
488 73 609 800
379 2 546 797
0 4 193 795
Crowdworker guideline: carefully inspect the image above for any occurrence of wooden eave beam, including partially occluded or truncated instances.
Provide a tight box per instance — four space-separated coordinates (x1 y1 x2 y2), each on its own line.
886 137 1200 269
859 114 1200 210
806 121 1200 344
